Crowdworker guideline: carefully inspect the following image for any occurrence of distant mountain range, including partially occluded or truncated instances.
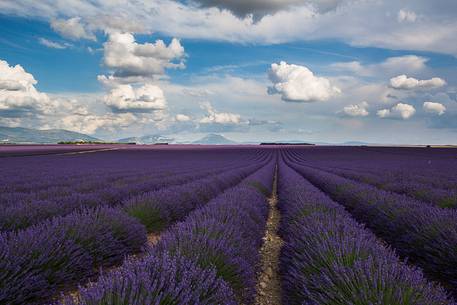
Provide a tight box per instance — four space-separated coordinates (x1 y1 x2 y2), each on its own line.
0 126 374 146
0 126 100 144
117 135 174 144
120 133 237 145
192 134 236 145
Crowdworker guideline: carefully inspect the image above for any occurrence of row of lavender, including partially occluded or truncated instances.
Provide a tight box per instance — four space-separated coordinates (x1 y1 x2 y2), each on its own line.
286 147 457 207
285 146 457 185
277 158 453 304
285 146 457 188
0 153 258 206
60 160 275 304
0 151 267 231
0 148 267 206
283 148 457 297
1 163 219 207
0 148 272 304
0 159 263 232
0 150 185 194
0 148 266 203
287 152 457 208
311 164 457 208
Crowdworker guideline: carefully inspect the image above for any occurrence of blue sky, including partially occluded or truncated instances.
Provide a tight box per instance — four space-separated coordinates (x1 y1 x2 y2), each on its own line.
0 0 456 144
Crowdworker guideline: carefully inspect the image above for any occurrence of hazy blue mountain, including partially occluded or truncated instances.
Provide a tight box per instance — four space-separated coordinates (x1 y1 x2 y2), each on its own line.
192 134 236 145
117 135 174 144
0 126 100 144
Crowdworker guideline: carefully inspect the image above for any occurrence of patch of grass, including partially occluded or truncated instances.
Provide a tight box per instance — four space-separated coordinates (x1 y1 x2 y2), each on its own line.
247 180 270 196
125 204 166 232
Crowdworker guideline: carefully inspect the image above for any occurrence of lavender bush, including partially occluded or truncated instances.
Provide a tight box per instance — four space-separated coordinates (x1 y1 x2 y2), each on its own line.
0 207 146 305
61 252 236 305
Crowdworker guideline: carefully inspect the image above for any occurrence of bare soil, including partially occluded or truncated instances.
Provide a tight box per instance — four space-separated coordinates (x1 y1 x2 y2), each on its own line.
255 168 284 305
147 232 161 246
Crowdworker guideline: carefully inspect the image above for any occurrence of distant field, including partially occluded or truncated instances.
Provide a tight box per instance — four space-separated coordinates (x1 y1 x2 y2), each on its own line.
1 145 457 304
0 144 120 157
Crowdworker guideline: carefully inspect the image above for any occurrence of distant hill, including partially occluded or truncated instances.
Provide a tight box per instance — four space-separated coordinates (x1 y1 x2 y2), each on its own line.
311 141 371 146
117 134 174 144
260 142 314 145
0 126 100 144
342 141 370 146
192 134 236 145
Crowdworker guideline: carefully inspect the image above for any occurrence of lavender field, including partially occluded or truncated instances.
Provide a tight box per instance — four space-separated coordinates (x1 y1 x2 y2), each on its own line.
1 145 457 305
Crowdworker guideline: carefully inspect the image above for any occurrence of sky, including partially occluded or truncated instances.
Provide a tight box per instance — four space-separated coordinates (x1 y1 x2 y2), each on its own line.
0 0 456 144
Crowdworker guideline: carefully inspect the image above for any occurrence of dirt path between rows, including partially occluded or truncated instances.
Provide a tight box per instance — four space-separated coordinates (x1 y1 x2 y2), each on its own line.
255 166 283 305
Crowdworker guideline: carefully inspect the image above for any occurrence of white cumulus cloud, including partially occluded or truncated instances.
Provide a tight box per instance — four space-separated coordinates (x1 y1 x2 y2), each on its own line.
390 75 446 90
423 101 446 115
104 83 167 112
0 60 55 115
51 17 96 41
342 101 369 117
268 61 340 102
101 32 185 82
377 103 416 119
